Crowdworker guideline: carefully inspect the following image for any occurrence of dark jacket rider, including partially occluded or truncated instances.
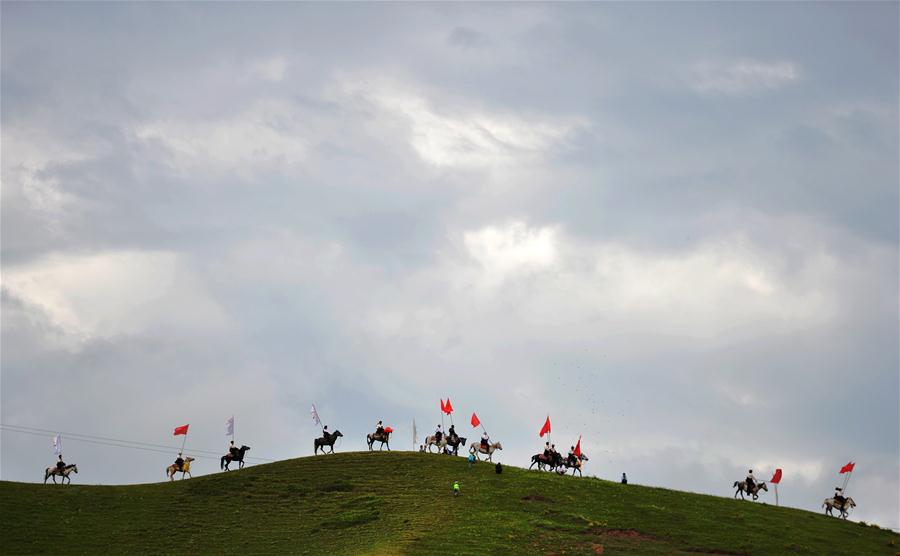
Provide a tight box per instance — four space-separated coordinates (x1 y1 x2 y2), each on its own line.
56 455 66 471
175 453 185 471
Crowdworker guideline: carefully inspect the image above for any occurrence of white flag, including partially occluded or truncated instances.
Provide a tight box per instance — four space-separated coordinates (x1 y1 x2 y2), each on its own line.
53 434 61 455
311 404 321 426
226 415 234 436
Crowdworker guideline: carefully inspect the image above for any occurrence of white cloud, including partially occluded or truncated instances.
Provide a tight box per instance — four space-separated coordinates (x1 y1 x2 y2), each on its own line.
691 60 799 95
340 78 583 168
3 250 230 344
134 99 308 179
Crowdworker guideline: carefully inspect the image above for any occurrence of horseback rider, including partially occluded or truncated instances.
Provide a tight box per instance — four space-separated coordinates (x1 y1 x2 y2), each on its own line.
567 446 577 467
322 425 331 442
745 470 755 492
448 424 457 442
228 440 239 459
174 452 185 472
56 454 66 472
481 431 490 450
542 442 551 458
833 487 846 507
435 424 443 443
375 420 384 436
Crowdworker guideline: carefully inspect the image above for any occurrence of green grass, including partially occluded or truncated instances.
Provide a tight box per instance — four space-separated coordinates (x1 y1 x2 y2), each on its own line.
1 452 896 554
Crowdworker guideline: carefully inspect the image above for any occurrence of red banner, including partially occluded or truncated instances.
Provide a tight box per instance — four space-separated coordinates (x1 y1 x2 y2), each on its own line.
839 461 855 474
444 398 453 415
471 413 481 428
539 416 551 437
770 468 782 484
574 436 582 457
173 424 189 436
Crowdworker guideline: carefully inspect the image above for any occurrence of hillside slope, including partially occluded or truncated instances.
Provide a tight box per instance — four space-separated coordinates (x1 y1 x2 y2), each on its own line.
1 452 896 555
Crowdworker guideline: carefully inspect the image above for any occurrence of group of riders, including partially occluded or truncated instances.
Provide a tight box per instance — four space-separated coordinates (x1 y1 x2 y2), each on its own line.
169 441 243 474
431 423 490 451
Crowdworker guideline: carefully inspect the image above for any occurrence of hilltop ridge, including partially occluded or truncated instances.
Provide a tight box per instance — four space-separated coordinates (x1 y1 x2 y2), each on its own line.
1 452 896 554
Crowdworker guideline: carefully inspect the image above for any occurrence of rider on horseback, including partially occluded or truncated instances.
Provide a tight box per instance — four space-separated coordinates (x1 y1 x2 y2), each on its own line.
833 487 846 507
322 425 331 442
228 441 239 459
56 455 66 472
174 452 185 472
481 431 489 450
375 421 384 436
435 424 443 443
543 442 551 458
448 424 457 443
746 470 755 492
567 446 577 467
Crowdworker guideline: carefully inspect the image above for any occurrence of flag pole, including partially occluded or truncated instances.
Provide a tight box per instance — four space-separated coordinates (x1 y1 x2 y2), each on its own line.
774 483 779 506
180 430 188 454
232 415 235 444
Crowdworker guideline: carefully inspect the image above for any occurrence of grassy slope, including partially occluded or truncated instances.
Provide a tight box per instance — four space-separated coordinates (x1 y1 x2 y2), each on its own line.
1 452 896 555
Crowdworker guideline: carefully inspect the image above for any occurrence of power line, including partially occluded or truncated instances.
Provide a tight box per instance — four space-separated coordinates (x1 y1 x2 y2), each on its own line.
0 423 274 462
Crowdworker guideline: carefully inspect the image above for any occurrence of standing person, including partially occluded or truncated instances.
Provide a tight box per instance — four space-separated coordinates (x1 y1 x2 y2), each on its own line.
495 462 503 474
621 473 628 484
467 453 476 467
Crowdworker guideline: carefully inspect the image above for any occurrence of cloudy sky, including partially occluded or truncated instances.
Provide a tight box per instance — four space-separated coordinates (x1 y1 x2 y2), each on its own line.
2 2 897 528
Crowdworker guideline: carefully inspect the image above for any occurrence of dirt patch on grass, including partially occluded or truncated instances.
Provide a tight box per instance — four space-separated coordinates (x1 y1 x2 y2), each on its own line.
522 494 554 503
586 527 660 542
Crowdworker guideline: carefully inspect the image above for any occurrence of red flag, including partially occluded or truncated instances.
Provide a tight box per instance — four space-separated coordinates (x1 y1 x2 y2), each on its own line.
173 424 189 436
444 398 453 414
539 416 551 437
440 399 446 413
471 413 480 428
770 468 782 484
574 436 582 457
839 461 855 474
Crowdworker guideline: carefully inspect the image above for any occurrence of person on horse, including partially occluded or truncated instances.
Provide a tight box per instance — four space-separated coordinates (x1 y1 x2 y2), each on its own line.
833 487 846 507
448 424 457 443
174 452 185 472
481 431 490 450
435 424 443 443
228 441 239 459
567 446 577 467
322 425 331 442
56 455 66 472
543 442 551 458
375 420 384 436
745 470 755 492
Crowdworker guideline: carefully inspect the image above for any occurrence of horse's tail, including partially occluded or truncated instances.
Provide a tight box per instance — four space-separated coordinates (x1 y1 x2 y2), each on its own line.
733 481 739 488
220 456 225 470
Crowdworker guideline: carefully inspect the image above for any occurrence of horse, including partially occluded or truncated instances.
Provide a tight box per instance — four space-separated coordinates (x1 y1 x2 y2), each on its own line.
733 480 768 501
563 453 590 477
220 445 251 470
529 453 558 471
445 435 467 456
424 434 446 453
166 457 195 481
823 497 856 519
44 464 78 484
366 431 391 451
469 441 502 462
425 434 467 455
314 430 343 455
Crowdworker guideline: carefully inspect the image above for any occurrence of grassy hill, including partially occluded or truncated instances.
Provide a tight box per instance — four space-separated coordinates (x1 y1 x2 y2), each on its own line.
1 452 896 555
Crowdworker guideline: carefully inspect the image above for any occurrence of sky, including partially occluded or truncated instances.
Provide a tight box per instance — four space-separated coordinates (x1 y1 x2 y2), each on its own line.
2 2 898 529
